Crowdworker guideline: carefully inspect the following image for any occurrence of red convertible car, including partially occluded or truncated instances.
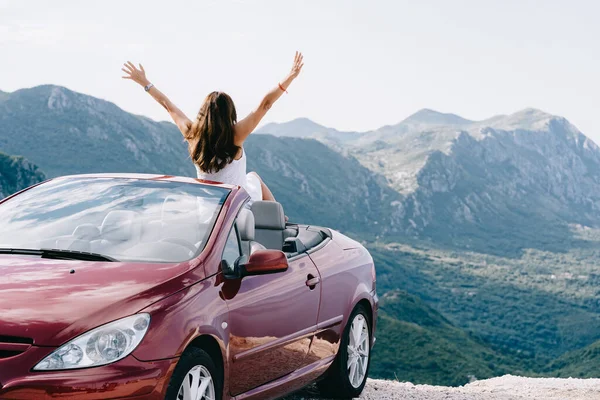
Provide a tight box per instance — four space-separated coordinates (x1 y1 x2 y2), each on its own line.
0 174 378 400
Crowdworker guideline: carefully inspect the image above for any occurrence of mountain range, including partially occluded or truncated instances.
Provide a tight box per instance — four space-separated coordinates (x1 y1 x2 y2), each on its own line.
1 85 600 385
258 108 600 255
0 85 396 237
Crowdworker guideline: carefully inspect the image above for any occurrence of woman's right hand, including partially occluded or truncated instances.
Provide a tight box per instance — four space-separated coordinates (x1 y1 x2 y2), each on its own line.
121 61 150 87
288 51 304 79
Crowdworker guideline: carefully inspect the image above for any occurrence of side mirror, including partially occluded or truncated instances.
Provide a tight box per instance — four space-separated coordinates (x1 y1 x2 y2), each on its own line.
235 249 289 278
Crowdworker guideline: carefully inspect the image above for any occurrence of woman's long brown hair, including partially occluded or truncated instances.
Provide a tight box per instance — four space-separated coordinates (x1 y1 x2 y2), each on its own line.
185 91 239 173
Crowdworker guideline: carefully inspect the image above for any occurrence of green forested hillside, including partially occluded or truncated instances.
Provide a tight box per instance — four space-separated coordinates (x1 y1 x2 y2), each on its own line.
546 340 600 378
0 152 45 199
372 290 519 386
370 243 600 373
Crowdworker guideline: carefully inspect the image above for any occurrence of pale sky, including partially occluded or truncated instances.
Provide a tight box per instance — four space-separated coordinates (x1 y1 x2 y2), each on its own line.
1 0 598 140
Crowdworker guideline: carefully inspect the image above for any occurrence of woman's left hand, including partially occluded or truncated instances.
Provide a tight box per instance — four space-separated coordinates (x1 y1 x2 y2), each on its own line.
288 51 304 79
122 62 150 87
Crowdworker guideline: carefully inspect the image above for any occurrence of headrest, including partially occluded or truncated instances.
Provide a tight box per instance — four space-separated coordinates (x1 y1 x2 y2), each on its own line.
251 201 286 230
162 195 198 223
101 210 137 241
237 208 255 241
72 224 100 239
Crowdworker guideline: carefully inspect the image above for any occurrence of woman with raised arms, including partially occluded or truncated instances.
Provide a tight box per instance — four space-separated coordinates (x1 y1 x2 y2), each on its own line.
121 52 304 207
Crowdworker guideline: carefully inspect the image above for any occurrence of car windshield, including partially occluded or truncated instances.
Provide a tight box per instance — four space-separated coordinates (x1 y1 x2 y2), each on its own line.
0 177 230 263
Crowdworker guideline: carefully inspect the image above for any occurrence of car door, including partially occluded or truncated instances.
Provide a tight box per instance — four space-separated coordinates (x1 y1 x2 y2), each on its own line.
220 227 321 396
305 237 351 363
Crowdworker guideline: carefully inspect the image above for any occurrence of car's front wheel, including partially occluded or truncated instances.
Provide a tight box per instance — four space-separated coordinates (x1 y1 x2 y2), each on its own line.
165 347 222 400
317 304 371 398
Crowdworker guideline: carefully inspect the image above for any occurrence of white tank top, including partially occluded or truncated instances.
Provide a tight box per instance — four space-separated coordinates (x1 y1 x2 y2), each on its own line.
195 148 262 205
195 148 248 187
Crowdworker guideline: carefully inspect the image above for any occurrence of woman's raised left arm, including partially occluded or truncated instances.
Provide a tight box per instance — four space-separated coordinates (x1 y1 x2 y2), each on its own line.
234 52 304 144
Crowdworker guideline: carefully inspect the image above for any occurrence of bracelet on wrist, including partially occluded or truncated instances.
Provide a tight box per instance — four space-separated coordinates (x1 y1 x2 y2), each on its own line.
144 83 154 92
278 83 288 93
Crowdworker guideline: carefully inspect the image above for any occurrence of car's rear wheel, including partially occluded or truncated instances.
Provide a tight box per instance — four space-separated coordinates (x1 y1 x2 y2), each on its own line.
317 304 371 398
165 347 222 400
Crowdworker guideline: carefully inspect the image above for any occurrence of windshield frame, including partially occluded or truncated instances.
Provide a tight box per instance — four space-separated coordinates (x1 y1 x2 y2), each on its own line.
0 176 232 264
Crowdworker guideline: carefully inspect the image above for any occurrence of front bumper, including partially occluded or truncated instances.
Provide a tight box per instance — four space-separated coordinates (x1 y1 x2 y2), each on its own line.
0 346 178 400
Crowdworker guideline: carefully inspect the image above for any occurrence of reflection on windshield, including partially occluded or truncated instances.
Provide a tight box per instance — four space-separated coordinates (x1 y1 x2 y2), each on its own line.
0 178 229 263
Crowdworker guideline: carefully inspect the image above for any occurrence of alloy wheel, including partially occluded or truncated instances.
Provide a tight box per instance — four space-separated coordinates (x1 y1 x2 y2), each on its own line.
347 313 370 388
177 365 216 400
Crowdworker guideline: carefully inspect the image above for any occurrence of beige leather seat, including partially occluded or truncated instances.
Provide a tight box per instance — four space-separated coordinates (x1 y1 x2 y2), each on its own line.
251 201 295 250
237 208 266 255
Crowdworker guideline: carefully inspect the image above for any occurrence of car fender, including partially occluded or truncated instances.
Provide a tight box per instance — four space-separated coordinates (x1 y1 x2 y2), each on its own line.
133 274 229 363
344 248 378 344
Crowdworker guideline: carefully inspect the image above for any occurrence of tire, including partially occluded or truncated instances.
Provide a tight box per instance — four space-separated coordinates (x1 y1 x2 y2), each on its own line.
165 347 222 400
317 304 371 399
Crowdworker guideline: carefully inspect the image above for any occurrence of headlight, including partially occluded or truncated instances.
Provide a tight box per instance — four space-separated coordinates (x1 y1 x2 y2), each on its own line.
34 313 150 371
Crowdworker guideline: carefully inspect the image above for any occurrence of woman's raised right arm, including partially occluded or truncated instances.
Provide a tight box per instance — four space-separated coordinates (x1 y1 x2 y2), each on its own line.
122 61 192 135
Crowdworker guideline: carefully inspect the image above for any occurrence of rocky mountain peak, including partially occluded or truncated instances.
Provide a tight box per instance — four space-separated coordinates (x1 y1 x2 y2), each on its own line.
5 85 118 116
259 117 333 138
47 86 72 110
0 85 193 179
483 108 558 132
401 109 473 126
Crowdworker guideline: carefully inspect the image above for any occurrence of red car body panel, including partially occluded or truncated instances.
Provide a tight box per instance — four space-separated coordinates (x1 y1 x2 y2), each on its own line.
0 174 378 400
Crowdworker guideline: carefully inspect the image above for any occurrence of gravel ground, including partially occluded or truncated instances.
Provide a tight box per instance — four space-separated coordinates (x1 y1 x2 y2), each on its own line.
283 376 600 400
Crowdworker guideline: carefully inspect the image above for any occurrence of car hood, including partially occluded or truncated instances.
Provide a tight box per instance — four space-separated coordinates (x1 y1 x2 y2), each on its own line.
0 255 201 346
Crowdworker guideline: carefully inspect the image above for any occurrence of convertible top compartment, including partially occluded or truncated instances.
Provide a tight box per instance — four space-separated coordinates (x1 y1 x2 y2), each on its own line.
282 224 331 256
297 225 330 249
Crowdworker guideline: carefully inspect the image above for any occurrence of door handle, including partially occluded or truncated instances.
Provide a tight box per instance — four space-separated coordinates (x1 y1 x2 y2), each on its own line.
306 275 321 289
